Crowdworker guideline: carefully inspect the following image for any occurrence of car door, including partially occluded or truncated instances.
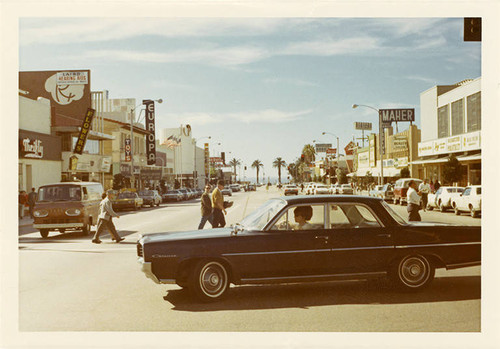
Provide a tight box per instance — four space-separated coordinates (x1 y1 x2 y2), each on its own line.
326 203 394 274
230 204 333 280
457 187 471 211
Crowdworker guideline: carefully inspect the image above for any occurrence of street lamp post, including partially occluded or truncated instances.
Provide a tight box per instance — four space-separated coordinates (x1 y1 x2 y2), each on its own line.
129 99 162 189
352 104 383 185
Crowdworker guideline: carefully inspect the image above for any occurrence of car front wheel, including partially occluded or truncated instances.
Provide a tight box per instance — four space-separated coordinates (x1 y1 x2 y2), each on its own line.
470 206 479 218
190 260 229 302
391 255 435 290
40 229 49 238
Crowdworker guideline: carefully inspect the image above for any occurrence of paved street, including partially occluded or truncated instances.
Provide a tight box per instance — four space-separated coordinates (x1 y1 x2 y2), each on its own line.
18 187 480 332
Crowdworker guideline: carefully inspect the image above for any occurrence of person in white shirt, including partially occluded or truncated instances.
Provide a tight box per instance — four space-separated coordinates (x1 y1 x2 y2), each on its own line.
418 179 431 211
92 191 123 244
407 180 422 221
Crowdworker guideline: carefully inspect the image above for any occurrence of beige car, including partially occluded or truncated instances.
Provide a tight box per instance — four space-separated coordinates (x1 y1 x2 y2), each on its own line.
33 182 104 238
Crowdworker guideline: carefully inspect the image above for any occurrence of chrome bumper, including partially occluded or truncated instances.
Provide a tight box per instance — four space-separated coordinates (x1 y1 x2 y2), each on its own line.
137 258 175 284
33 223 84 229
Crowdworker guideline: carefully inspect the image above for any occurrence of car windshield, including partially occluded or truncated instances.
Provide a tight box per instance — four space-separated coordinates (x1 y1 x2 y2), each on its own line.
381 201 407 225
138 190 154 196
240 199 287 231
118 192 136 199
38 185 81 202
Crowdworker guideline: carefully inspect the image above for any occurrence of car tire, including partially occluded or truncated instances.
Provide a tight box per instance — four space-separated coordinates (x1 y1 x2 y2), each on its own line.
40 229 49 238
393 198 398 205
189 259 229 302
454 206 461 215
427 204 433 211
82 221 91 235
470 207 479 218
439 201 446 212
391 254 435 290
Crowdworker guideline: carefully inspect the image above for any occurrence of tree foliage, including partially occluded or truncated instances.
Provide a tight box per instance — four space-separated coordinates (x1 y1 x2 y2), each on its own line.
251 159 264 184
273 157 286 184
112 174 125 190
302 144 316 164
400 167 410 178
228 158 241 182
442 154 465 184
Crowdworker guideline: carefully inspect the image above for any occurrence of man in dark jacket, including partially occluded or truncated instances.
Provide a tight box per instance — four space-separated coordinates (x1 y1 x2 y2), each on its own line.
27 187 37 219
198 185 214 229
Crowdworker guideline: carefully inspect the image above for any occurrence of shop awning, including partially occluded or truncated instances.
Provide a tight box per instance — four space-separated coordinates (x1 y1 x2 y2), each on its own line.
411 156 449 165
456 154 481 161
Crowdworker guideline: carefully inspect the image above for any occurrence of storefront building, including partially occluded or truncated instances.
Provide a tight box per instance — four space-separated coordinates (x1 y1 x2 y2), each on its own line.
19 94 62 190
414 78 481 186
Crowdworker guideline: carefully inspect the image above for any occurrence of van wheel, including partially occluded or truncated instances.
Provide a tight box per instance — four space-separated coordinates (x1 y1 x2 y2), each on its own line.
82 222 91 235
470 207 479 218
40 229 49 238
439 202 446 212
454 207 461 215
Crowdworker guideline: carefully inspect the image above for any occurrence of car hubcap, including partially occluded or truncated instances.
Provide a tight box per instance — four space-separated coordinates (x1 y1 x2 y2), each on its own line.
399 256 429 287
199 262 227 297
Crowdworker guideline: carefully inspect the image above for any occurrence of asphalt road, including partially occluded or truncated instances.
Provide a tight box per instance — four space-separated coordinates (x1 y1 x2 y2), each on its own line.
18 187 481 332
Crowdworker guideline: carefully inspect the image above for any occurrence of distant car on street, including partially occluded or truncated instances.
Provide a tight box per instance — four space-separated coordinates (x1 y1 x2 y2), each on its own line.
379 183 394 201
221 187 233 196
283 184 299 195
330 183 341 194
162 190 182 202
369 185 384 197
339 184 353 195
178 189 189 200
427 186 465 212
229 184 241 192
314 184 330 195
451 185 481 218
393 178 423 205
244 184 256 191
137 195 481 302
112 191 143 211
138 190 162 207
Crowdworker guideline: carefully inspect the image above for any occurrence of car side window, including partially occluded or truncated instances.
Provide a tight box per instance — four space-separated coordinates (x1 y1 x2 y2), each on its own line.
270 205 325 231
329 204 381 228
329 204 350 228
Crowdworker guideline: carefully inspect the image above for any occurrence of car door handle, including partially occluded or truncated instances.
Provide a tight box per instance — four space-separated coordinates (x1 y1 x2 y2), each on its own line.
315 236 329 240
377 234 391 238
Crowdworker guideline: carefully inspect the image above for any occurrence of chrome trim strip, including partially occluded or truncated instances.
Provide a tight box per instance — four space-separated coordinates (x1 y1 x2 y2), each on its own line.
395 241 480 249
33 223 84 228
137 258 160 284
158 279 176 284
241 271 387 283
446 261 481 269
223 249 331 256
332 245 394 251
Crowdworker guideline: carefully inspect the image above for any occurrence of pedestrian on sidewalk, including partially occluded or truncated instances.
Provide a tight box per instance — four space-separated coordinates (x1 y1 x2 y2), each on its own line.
27 187 37 219
19 190 27 219
407 180 422 221
418 179 431 211
92 191 123 244
198 184 214 229
211 180 226 228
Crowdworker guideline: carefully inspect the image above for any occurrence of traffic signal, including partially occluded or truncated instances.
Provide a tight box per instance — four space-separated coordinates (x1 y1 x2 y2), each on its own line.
464 18 481 42
301 154 305 161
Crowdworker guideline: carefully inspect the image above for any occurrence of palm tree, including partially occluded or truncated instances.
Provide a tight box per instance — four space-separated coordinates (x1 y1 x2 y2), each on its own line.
228 158 241 182
288 162 298 182
251 160 264 184
273 157 286 184
302 144 316 164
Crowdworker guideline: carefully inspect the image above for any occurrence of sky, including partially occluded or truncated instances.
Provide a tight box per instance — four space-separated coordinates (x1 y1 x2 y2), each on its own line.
18 17 481 181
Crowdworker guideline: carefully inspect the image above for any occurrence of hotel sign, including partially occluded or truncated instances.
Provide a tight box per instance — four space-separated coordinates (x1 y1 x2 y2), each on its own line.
418 131 481 156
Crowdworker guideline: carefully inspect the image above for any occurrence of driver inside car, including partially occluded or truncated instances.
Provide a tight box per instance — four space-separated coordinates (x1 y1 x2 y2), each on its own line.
293 205 314 230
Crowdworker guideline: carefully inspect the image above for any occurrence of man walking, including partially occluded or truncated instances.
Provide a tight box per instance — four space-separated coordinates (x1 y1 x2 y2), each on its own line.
418 179 431 211
198 185 214 229
27 187 37 219
211 180 226 228
19 190 27 219
92 191 124 244
407 180 422 221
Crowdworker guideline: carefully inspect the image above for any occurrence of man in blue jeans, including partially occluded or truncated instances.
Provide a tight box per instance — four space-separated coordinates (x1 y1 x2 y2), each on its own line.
198 185 214 229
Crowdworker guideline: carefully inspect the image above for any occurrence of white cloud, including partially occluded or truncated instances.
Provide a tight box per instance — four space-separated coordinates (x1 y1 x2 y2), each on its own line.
264 77 318 87
162 109 311 126
405 75 438 85
283 37 381 56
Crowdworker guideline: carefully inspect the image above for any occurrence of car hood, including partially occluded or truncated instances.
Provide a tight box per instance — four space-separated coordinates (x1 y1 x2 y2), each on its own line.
141 228 236 244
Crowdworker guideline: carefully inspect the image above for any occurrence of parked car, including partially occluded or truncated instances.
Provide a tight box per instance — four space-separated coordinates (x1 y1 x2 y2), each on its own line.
221 187 233 196
162 190 181 202
283 184 299 195
339 184 353 195
379 183 394 201
427 186 465 212
451 185 481 218
177 189 189 200
137 195 481 302
244 184 256 191
305 183 316 195
229 184 241 192
33 182 104 238
138 190 162 207
330 184 341 194
112 191 143 211
393 178 423 205
314 184 330 195
369 185 384 197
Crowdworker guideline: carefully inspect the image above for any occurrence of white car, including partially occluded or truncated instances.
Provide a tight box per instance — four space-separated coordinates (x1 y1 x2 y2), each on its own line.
451 185 481 218
330 184 341 194
427 186 465 212
314 184 330 195
339 184 353 195
305 183 316 195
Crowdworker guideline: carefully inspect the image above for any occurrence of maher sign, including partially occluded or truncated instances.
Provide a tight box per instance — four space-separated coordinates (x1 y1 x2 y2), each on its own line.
379 109 415 123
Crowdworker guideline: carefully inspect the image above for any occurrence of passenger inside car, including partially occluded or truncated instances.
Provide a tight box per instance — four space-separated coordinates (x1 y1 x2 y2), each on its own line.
293 206 314 230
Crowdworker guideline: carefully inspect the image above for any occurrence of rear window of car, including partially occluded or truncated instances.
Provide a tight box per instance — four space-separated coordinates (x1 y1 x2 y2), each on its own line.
138 190 154 196
118 192 136 199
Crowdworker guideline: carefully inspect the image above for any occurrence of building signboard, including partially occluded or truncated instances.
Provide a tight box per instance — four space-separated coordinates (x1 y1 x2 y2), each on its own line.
124 138 132 162
140 168 162 181
393 136 408 151
19 130 61 161
354 122 372 131
417 131 481 157
73 108 95 154
120 164 131 176
143 100 157 165
357 150 370 168
326 148 337 156
101 157 112 172
379 108 415 123
315 143 332 153
19 70 91 127
344 141 356 156
204 143 210 176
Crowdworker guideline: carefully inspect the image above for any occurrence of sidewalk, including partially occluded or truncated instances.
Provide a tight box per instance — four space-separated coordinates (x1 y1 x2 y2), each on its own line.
19 216 34 228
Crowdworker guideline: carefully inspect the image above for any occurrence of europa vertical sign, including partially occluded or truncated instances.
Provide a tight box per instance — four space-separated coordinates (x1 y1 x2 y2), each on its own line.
73 108 95 154
143 100 157 165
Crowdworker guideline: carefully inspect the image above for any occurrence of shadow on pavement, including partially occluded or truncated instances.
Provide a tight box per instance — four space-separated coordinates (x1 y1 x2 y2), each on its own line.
164 275 480 312
19 229 139 244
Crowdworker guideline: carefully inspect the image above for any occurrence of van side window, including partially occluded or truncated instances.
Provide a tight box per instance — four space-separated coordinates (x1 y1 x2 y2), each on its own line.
86 184 103 201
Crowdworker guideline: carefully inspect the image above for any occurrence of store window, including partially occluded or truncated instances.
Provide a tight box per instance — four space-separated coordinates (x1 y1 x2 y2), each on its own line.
72 137 100 154
451 99 464 135
437 105 449 138
467 92 481 132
